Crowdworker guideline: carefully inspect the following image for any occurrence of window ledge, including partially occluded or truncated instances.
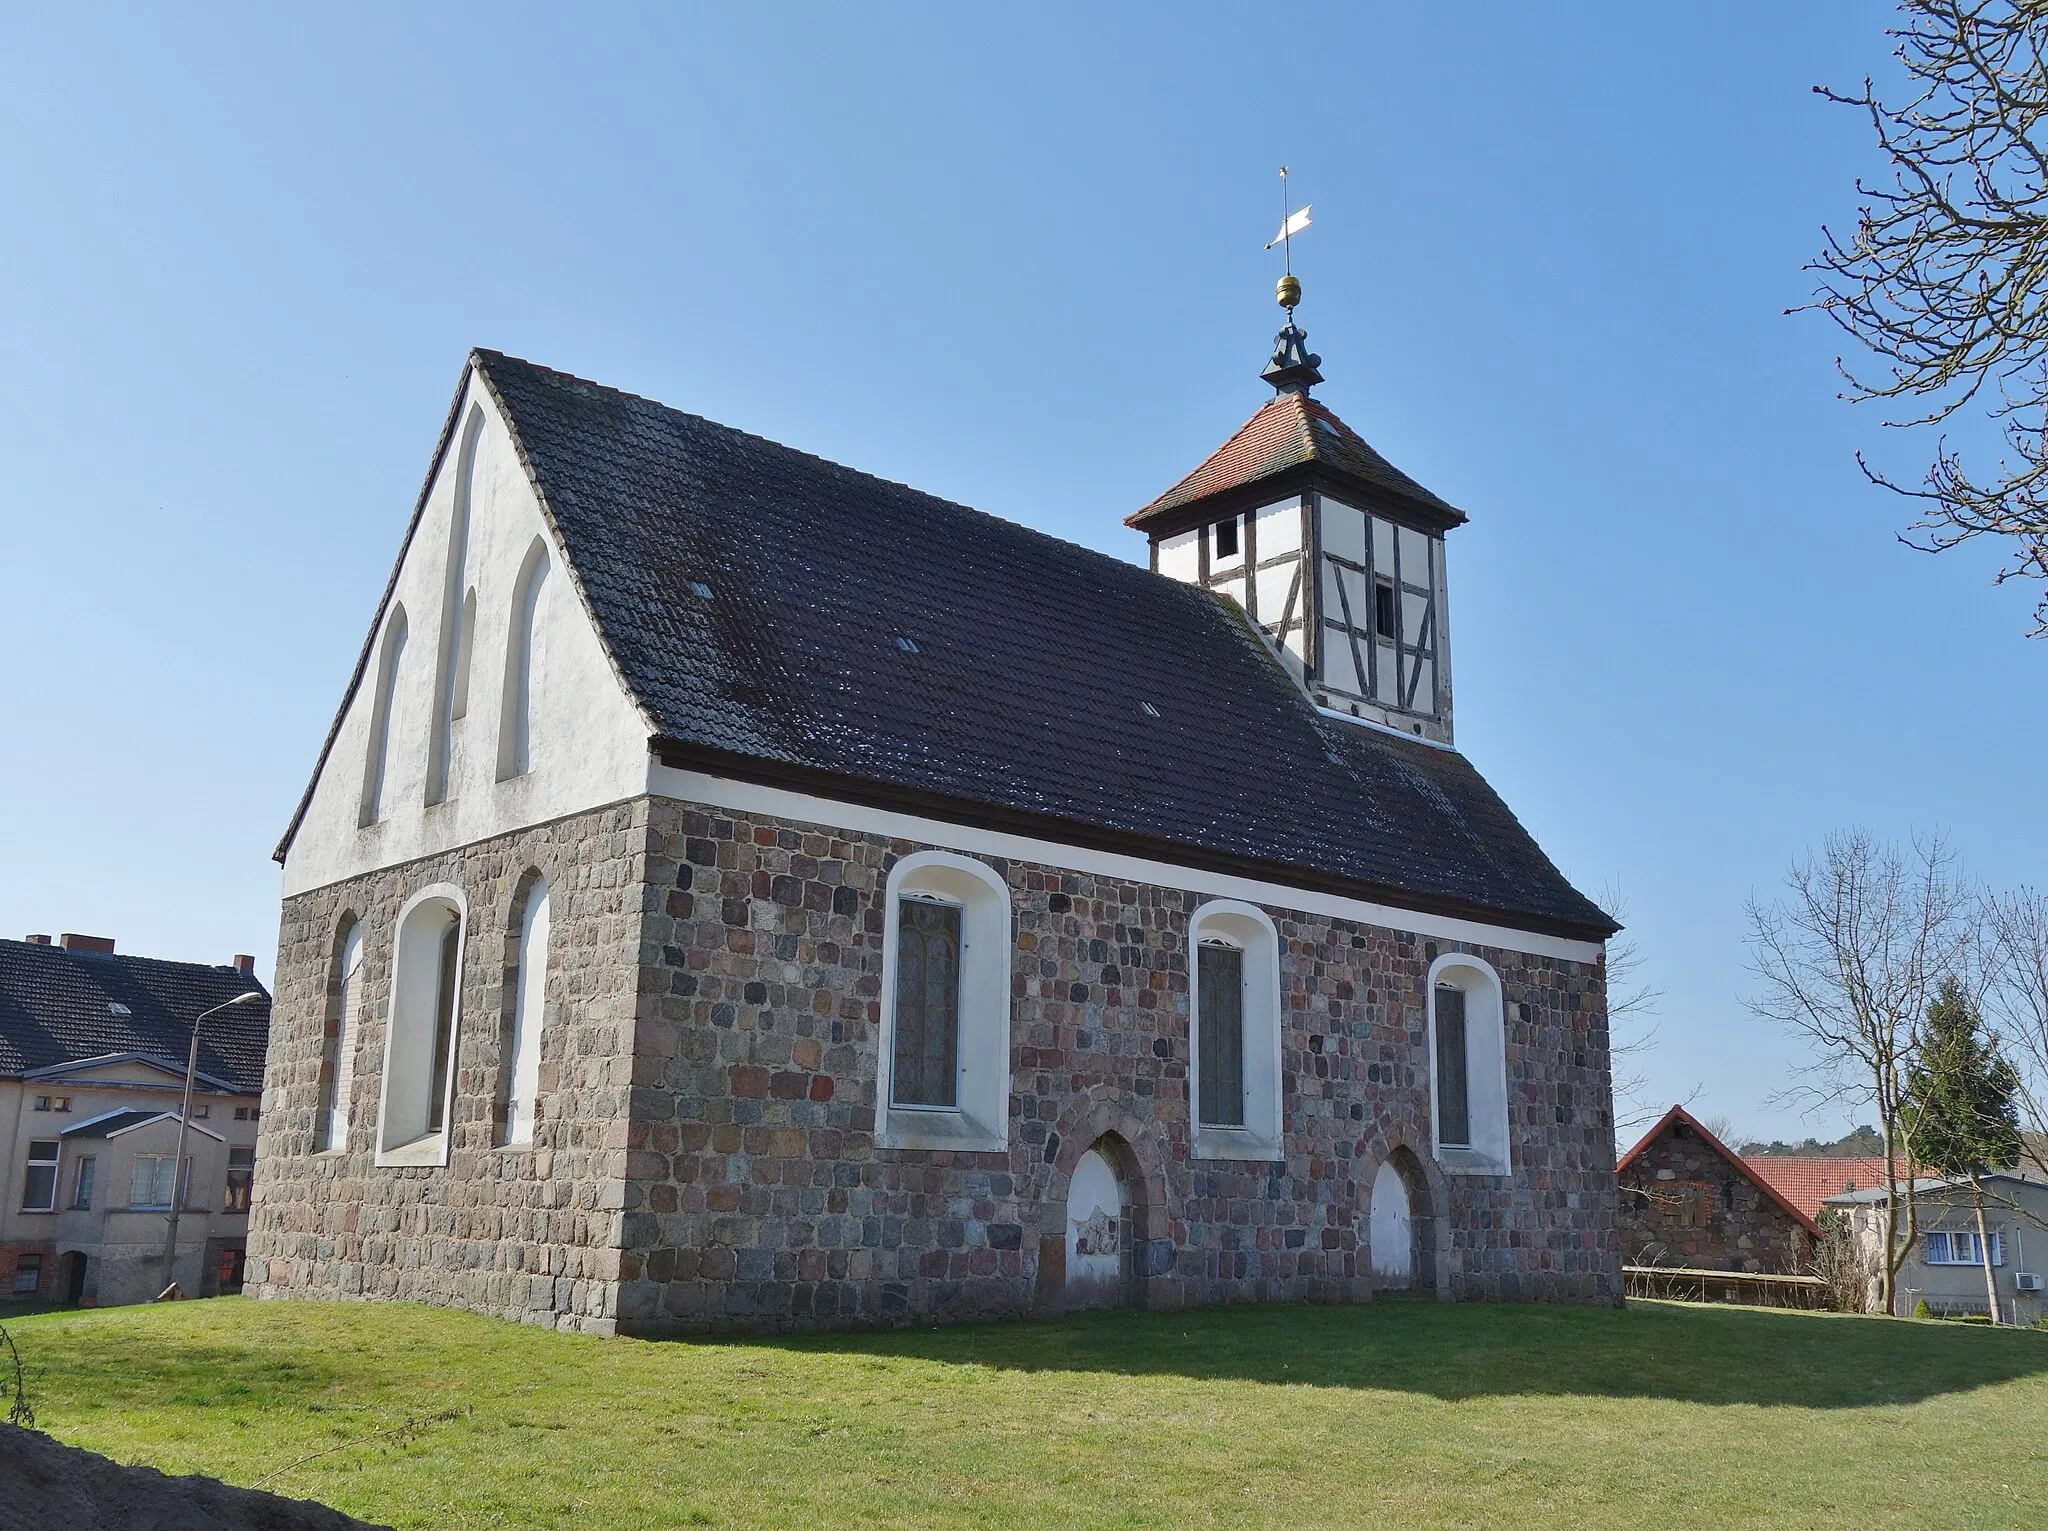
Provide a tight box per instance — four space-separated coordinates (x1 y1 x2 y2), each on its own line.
375 1131 450 1169
1193 1125 1284 1162
879 1106 1005 1154
1437 1145 1510 1177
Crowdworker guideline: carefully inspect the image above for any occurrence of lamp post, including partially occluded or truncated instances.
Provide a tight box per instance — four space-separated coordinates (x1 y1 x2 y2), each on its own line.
158 989 262 1300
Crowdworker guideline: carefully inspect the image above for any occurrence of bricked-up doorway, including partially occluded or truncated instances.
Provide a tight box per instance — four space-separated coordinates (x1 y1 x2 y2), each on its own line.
1063 1135 1147 1311
1368 1149 1436 1294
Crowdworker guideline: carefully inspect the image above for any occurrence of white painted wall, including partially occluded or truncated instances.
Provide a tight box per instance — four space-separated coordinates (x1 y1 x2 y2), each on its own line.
284 367 653 897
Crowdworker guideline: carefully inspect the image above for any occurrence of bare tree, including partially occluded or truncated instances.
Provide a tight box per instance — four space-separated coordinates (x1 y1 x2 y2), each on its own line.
1597 882 1667 1138
1746 829 1974 1312
1985 886 2048 1171
1808 0 2048 632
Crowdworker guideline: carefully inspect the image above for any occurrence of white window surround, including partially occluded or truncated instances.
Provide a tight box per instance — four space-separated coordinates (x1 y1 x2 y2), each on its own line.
317 919 365 1154
373 883 469 1168
876 851 1011 1152
502 876 550 1147
1427 953 1511 1176
358 604 409 826
497 538 550 781
1188 900 1284 1162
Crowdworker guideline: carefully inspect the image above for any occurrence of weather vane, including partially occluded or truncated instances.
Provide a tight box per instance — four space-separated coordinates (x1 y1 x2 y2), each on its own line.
1265 166 1312 315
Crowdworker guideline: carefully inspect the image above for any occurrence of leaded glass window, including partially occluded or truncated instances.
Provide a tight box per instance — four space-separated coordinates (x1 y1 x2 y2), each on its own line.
893 898 962 1108
1435 985 1470 1147
1198 943 1245 1127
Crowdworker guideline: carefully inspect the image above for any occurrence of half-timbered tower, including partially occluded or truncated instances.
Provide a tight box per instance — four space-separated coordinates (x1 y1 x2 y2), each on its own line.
1132 316 1462 743
249 324 1620 1336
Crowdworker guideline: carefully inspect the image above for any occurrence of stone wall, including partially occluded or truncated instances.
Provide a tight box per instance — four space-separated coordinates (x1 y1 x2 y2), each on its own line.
247 801 649 1333
617 797 1619 1333
251 791 1620 1335
1616 1118 1812 1274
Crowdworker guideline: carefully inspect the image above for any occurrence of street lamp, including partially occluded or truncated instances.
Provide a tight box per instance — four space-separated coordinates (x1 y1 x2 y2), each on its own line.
157 989 263 1300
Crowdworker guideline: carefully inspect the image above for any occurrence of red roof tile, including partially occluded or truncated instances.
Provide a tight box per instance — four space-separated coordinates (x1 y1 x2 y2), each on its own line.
1126 392 1465 529
1740 1157 1893 1222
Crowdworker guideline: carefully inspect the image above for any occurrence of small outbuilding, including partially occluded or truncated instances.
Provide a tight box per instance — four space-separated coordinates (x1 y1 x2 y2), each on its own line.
1617 1105 1820 1276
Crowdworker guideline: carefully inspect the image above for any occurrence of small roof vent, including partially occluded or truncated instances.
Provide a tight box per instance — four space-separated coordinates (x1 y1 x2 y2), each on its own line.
108 1002 132 1016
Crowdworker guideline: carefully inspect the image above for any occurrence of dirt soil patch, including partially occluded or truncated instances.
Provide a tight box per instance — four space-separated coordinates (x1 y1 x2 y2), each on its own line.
0 1423 392 1531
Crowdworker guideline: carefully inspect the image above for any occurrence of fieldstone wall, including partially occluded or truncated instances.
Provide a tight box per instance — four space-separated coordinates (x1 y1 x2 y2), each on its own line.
1616 1118 1812 1274
617 797 1619 1333
247 802 649 1333
251 792 1619 1335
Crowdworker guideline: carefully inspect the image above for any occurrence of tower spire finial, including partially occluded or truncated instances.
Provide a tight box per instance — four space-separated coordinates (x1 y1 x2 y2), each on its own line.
1262 167 1321 395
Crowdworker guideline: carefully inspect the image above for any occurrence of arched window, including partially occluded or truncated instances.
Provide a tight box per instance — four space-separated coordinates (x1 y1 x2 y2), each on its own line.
1428 953 1510 1174
427 405 484 805
877 851 1011 1152
1187 900 1283 1161
497 538 550 780
375 887 467 1166
500 876 550 1147
316 918 365 1152
359 604 408 826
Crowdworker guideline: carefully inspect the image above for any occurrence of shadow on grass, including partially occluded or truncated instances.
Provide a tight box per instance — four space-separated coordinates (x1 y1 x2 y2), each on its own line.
735 1297 2048 1410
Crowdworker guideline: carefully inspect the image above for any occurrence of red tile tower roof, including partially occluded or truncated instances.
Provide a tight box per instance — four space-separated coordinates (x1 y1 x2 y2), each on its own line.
1127 391 1466 534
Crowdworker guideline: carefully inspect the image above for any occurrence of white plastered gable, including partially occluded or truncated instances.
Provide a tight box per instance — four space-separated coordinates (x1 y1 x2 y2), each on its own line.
282 364 654 897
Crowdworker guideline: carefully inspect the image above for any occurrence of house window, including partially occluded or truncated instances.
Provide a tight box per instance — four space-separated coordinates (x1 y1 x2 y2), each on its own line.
877 852 1011 1151
1213 516 1239 559
191 1104 208 1119
1429 955 1511 1174
129 1155 188 1211
12 1255 39 1295
21 1140 58 1211
54 1097 69 1112
1924 1230 2005 1265
33 1097 49 1112
893 898 963 1109
501 876 551 1147
1188 901 1283 1160
359 604 410 825
498 538 551 780
317 919 365 1152
71 1156 96 1210
224 1146 255 1213
1374 578 1397 640
1433 986 1470 1147
1197 943 1245 1127
217 1247 247 1292
375 889 467 1164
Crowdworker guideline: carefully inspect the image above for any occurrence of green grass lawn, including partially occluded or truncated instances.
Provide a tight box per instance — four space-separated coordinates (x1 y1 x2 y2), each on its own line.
12 1296 2048 1529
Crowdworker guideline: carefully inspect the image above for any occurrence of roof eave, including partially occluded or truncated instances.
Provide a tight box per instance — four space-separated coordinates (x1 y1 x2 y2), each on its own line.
649 734 1617 945
1127 461 1468 540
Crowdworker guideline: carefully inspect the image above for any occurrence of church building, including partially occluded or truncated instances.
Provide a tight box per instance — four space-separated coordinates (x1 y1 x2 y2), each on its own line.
249 290 1622 1334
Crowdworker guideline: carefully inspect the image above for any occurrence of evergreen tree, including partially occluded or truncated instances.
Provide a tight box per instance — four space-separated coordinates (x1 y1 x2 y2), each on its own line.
1902 978 2024 1322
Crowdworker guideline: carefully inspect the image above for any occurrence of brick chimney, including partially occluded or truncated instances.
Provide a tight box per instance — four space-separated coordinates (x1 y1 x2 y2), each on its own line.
58 933 115 954
24 934 50 946
232 954 255 975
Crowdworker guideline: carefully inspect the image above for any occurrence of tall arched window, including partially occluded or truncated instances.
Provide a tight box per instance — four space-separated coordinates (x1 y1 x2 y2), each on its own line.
1188 900 1283 1161
1428 953 1510 1175
427 405 484 805
501 876 550 1147
316 918 365 1152
877 851 1011 1152
359 604 409 826
497 538 550 780
375 887 467 1166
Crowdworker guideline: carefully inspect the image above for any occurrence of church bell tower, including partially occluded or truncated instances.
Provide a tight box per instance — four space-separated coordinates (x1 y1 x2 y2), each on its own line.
1129 275 1467 745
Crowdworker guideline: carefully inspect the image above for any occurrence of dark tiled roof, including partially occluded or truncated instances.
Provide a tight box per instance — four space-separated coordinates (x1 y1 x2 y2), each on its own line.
460 351 1611 941
1127 392 1466 531
0 941 270 1090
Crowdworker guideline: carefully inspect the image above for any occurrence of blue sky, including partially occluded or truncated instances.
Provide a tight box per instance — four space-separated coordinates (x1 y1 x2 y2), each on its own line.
2 5 2040 1145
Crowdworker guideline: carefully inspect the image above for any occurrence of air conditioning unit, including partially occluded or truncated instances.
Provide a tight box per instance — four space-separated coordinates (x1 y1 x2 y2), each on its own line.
2015 1272 2042 1292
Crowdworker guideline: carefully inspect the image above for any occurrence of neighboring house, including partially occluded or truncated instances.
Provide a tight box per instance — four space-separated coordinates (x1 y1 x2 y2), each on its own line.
1741 1156 1890 1225
0 933 270 1305
1617 1106 1819 1274
251 306 1621 1336
1826 1172 2048 1323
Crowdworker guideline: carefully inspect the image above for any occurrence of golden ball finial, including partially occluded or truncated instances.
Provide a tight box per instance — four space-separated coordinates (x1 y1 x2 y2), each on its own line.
1276 273 1301 310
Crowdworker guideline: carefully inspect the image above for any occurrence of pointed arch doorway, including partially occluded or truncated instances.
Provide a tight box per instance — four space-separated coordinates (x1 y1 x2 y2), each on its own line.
1064 1141 1129 1310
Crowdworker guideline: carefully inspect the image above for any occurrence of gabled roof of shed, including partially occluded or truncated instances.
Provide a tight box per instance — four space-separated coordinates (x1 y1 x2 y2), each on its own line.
1619 1104 1825 1239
